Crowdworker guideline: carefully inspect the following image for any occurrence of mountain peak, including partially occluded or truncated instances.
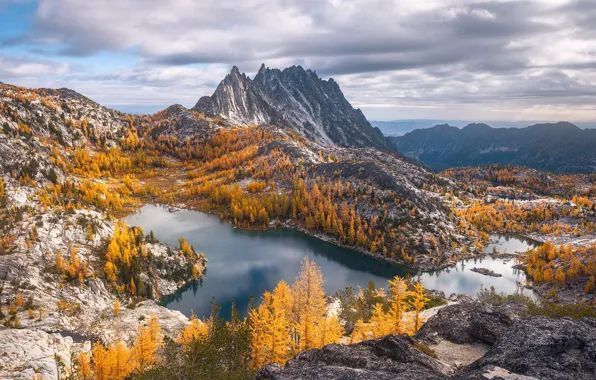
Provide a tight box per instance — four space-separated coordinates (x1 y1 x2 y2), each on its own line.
193 65 386 149
463 123 492 131
527 121 580 131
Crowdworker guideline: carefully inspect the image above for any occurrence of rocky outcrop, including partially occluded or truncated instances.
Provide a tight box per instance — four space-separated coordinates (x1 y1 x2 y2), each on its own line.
194 64 387 149
258 300 596 380
257 334 449 380
0 328 75 380
413 297 525 346
454 316 596 380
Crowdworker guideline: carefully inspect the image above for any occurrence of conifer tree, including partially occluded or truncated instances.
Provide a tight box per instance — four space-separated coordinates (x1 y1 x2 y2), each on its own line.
76 352 92 379
177 314 209 349
408 282 429 333
113 299 120 317
387 276 409 334
291 257 327 351
249 290 292 369
130 319 160 371
107 340 131 380
92 342 109 380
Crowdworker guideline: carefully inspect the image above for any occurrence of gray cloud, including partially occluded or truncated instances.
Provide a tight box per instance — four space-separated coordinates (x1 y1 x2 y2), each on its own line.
2 0 595 121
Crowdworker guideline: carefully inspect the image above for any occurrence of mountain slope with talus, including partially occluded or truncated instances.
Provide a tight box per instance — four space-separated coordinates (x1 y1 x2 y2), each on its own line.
194 64 387 149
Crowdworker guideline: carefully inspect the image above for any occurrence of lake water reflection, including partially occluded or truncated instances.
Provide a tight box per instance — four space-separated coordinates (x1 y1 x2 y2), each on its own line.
125 205 538 319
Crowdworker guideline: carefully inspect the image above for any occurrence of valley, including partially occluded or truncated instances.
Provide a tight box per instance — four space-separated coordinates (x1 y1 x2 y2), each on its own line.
0 66 595 380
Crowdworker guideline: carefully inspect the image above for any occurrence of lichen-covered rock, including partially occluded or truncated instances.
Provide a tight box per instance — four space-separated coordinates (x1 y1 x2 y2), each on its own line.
416 297 525 345
258 301 596 380
257 334 448 380
0 328 74 380
454 316 596 380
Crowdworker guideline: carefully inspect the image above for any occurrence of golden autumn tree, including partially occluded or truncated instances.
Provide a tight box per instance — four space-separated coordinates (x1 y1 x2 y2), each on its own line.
107 340 131 380
291 257 327 351
408 282 429 333
130 315 162 372
177 314 209 349
92 342 109 380
15 293 23 309
369 303 391 338
349 318 368 343
76 352 92 380
386 276 410 335
313 314 344 348
113 299 120 317
147 314 163 348
272 280 292 315
249 285 293 369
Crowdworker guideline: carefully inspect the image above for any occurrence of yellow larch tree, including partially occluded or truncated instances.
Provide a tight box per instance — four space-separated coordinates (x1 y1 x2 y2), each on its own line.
177 314 209 349
271 280 292 317
386 276 410 335
107 340 131 380
249 291 293 370
147 314 163 348
113 299 120 317
76 352 92 379
369 303 391 338
408 282 429 333
15 293 23 309
92 342 109 380
130 317 161 372
349 318 368 344
313 315 344 348
291 257 327 351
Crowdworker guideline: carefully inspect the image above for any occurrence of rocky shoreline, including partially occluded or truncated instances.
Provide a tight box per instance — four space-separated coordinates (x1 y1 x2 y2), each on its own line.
154 201 483 272
0 190 206 379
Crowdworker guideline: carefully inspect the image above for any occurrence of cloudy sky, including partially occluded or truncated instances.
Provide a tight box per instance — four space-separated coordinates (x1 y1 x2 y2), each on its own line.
1 0 595 121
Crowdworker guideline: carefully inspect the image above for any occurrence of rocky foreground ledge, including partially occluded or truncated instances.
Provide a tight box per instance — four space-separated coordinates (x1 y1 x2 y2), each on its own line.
258 298 596 380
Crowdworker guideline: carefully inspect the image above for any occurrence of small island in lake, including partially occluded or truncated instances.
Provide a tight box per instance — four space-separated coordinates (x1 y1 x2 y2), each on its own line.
471 267 503 277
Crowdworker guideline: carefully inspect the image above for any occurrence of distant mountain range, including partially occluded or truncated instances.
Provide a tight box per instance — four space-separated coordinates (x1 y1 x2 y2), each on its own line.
195 65 386 149
372 119 596 136
386 122 596 173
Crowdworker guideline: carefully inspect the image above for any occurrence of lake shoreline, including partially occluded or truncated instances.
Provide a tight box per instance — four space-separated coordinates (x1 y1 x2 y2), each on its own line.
125 204 539 319
125 201 484 272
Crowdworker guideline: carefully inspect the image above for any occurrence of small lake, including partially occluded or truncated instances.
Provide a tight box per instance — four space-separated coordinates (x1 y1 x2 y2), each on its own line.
125 205 539 319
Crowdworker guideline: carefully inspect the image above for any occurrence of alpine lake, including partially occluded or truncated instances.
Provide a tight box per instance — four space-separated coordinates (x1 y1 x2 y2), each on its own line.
125 204 539 319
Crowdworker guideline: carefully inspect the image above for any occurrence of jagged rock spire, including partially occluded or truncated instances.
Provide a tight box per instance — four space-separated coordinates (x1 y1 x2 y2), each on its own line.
193 65 386 149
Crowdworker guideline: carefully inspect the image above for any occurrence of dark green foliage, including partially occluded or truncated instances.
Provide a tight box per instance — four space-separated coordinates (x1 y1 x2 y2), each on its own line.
135 300 253 380
336 281 387 333
526 302 596 319
424 295 447 310
477 286 534 307
45 168 59 184
478 286 596 319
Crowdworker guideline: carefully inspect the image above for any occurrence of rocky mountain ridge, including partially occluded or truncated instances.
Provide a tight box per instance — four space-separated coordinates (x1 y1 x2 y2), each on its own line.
387 122 596 173
194 64 387 149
